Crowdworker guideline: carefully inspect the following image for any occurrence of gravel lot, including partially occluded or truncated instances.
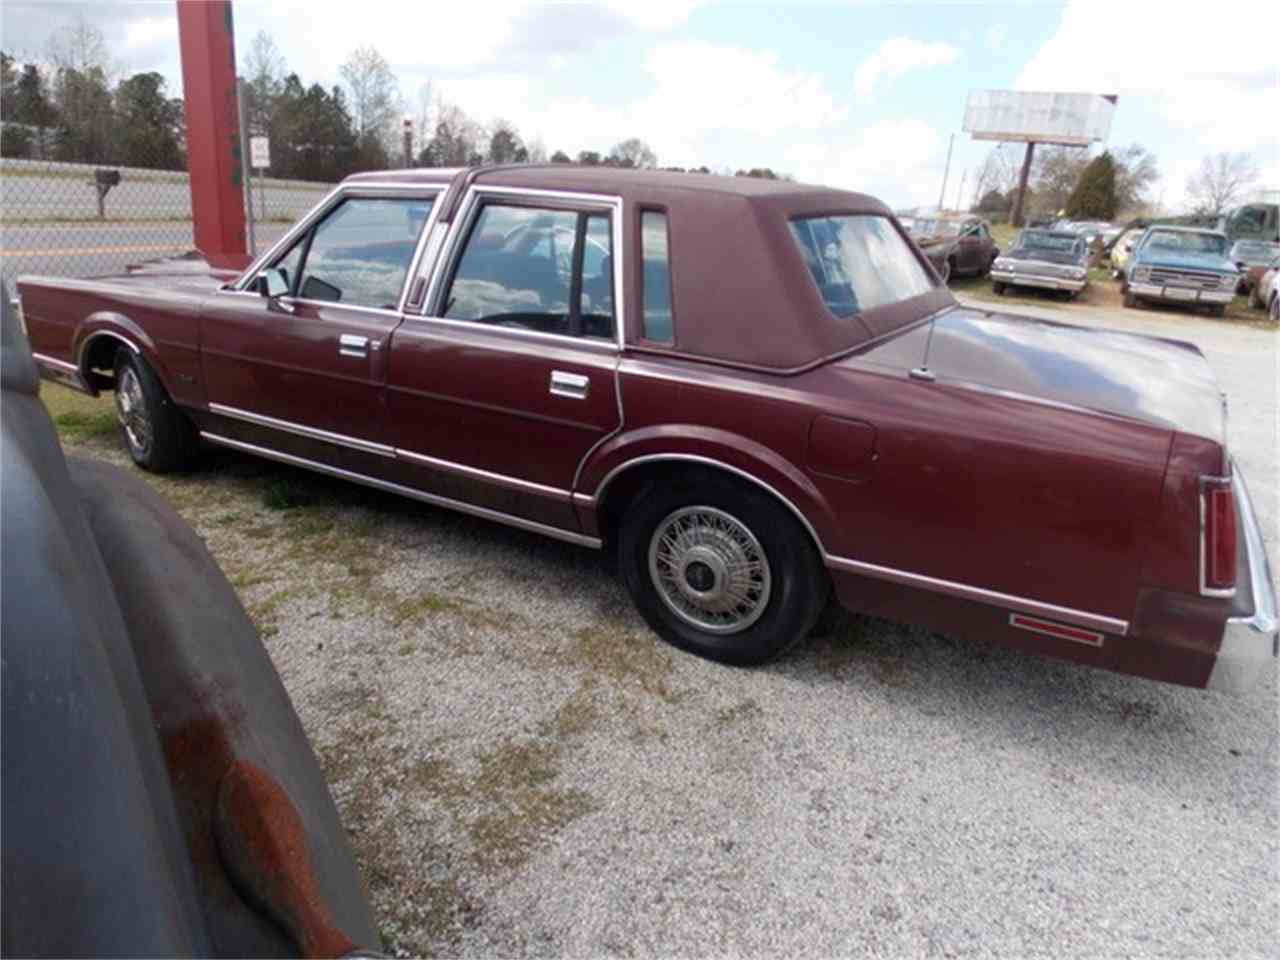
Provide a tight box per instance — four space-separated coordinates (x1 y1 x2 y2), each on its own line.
46 301 1277 958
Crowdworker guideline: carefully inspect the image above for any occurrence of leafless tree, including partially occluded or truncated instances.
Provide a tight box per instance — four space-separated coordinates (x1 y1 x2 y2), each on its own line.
339 46 401 154
525 136 548 164
413 81 433 158
243 30 286 136
970 145 1019 207
1113 143 1160 215
46 13 115 80
1186 152 1260 216
1029 145 1091 218
608 137 657 169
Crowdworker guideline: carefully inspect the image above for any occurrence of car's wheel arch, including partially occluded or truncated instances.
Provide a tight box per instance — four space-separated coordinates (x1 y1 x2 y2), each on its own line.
75 313 164 393
575 427 837 557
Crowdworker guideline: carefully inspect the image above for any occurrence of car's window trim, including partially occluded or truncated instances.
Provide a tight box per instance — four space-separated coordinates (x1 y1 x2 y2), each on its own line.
418 184 626 352
230 183 445 313
637 206 676 345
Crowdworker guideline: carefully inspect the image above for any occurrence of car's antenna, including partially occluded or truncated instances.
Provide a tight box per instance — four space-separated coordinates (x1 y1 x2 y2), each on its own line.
910 318 938 382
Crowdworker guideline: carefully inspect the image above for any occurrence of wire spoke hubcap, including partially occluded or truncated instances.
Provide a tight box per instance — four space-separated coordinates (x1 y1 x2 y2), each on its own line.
115 367 151 455
648 506 772 634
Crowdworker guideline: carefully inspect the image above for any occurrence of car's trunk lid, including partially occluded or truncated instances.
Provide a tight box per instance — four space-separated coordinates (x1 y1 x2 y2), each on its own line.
843 305 1226 443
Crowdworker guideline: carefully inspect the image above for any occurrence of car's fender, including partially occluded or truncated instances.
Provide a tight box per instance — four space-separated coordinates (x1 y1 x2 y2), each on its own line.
573 423 838 554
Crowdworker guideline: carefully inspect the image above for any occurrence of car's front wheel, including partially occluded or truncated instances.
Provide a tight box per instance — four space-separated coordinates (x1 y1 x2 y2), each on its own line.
1123 289 1138 308
992 281 1006 295
618 475 828 666
113 351 199 473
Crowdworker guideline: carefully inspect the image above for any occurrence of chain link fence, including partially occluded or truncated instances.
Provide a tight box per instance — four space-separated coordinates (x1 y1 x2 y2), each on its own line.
1 149 332 286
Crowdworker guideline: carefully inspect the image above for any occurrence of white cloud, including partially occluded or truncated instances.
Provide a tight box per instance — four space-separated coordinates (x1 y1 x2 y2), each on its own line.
780 118 945 206
853 36 959 98
124 16 175 52
986 26 1006 51
1015 1 1278 204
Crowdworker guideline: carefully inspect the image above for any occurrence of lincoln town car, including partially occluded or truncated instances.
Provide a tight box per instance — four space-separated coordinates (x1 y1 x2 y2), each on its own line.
15 166 1277 692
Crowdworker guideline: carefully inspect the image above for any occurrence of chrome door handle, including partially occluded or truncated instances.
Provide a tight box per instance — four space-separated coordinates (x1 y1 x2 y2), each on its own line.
550 370 589 399
339 334 368 358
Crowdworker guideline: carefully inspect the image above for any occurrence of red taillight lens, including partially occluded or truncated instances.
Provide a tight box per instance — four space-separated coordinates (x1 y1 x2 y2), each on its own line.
1205 483 1237 591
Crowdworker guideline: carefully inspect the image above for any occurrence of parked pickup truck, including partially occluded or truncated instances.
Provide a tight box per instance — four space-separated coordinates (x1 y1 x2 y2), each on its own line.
1123 226 1239 316
15 165 1277 692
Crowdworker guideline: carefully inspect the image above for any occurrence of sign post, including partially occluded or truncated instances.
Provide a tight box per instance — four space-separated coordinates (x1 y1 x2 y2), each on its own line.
250 135 270 225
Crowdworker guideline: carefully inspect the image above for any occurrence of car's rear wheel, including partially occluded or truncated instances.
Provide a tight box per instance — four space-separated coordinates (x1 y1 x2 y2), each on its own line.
113 351 198 473
618 475 828 666
1270 293 1279 323
992 281 1006 295
1206 304 1226 318
946 256 957 283
1248 284 1263 309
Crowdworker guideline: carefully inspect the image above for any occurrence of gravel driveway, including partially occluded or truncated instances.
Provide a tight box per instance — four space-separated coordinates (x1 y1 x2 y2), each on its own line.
50 301 1278 958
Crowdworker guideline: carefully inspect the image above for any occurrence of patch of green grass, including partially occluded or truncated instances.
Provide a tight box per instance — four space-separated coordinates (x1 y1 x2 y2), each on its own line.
262 478 316 510
567 626 681 702
52 407 118 441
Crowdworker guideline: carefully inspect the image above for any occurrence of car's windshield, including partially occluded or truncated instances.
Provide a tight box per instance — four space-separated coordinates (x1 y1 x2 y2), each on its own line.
1231 241 1279 262
914 219 962 238
1145 230 1227 256
1018 231 1082 254
790 215 935 317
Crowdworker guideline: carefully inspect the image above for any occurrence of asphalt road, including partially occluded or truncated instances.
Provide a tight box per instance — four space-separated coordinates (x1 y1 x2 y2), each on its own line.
1 220 294 281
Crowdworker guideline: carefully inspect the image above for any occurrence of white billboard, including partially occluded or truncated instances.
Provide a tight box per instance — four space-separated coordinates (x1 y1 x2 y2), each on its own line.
963 90 1116 146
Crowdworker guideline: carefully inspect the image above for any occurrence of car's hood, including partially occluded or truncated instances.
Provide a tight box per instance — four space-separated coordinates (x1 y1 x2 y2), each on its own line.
1134 250 1234 273
844 305 1225 442
88 253 245 295
1001 247 1083 267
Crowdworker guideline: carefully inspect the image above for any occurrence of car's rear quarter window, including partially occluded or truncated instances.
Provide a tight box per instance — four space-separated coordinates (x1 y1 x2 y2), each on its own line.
789 214 934 317
641 211 674 342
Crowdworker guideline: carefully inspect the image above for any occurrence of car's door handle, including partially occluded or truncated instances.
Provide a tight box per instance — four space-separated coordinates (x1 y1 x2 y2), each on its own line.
339 334 369 358
550 370 589 399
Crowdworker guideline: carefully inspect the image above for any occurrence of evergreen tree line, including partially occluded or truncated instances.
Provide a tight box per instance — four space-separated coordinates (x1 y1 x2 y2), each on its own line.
1 52 185 170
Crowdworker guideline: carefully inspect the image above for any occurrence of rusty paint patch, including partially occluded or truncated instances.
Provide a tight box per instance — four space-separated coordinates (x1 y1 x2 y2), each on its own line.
215 759 355 959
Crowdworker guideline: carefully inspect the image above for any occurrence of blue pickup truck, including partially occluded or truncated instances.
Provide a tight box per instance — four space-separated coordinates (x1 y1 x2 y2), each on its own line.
1122 226 1238 316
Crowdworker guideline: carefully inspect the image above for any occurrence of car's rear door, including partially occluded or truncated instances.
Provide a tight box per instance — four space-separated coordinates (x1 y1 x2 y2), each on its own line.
385 186 623 533
200 187 438 461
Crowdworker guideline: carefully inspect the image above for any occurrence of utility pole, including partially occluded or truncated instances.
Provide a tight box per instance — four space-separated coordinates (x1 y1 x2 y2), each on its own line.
956 168 968 213
938 133 955 212
236 77 256 256
402 117 413 168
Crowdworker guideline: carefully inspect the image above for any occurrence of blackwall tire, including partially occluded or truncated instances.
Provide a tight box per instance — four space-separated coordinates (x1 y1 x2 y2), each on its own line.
113 352 198 473
992 281 1006 295
618 476 829 666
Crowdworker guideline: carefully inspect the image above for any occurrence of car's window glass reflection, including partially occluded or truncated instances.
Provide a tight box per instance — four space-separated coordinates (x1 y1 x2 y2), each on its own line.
443 203 615 340
790 214 934 317
294 197 432 309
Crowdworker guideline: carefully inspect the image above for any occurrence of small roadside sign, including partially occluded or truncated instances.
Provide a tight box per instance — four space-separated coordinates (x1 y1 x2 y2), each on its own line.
250 136 270 170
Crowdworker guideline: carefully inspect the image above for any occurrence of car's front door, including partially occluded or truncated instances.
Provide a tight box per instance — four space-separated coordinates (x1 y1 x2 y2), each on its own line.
386 190 623 533
200 190 436 461
957 222 983 272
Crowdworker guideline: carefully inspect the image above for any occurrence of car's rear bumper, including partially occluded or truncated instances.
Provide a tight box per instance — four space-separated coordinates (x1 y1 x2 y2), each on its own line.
1208 464 1278 693
992 269 1086 292
1129 282 1234 304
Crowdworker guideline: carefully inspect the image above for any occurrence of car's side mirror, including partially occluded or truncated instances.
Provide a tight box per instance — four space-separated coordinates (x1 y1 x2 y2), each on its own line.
253 267 290 300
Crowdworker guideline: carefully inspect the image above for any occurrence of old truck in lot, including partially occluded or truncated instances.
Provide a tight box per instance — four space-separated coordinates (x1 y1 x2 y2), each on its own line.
14 166 1277 693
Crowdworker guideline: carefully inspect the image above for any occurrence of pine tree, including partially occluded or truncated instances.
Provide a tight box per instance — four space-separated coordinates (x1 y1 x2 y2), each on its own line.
1064 151 1118 220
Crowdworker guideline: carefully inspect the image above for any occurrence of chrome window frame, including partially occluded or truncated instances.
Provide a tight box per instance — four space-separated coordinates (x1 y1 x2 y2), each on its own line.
228 182 447 317
417 184 626 352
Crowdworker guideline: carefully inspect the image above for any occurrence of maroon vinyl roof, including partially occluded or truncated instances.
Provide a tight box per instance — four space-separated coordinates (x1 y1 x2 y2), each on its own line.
343 166 952 371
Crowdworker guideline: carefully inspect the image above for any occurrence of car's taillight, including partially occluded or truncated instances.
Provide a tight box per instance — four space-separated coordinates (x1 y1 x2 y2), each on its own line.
1202 478 1237 594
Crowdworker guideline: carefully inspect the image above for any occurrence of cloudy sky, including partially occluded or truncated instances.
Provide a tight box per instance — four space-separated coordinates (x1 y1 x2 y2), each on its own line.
3 1 1276 210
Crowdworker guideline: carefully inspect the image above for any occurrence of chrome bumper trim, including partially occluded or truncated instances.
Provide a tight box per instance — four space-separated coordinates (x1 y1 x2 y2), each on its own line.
992 270 1086 292
1128 282 1234 304
1208 465 1278 693
824 554 1129 636
200 431 602 550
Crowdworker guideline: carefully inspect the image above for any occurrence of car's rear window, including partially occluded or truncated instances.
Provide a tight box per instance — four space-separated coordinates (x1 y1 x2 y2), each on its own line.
789 215 935 317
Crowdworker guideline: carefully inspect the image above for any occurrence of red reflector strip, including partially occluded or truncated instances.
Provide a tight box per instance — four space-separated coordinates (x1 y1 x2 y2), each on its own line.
1009 613 1105 647
1206 484 1237 590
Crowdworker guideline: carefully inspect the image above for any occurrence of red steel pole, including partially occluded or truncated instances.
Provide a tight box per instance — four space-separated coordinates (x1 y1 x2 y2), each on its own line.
177 0 248 268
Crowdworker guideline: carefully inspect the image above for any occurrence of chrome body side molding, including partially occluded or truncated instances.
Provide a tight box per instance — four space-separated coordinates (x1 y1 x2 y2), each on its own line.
207 403 395 458
31 352 93 394
823 553 1130 636
200 432 602 549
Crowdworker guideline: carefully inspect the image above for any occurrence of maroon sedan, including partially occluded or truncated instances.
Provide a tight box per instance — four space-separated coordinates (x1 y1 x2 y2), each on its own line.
16 166 1276 693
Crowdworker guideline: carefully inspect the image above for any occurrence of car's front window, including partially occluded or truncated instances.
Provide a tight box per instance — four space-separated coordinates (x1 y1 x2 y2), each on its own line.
1146 230 1226 256
1019 231 1079 253
789 215 935 317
